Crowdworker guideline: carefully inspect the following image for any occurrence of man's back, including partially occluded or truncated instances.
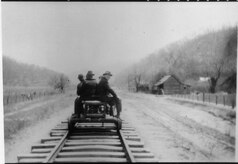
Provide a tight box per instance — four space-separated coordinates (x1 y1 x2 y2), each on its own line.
96 72 121 118
96 76 117 98
96 77 107 96
81 78 97 99
77 81 85 96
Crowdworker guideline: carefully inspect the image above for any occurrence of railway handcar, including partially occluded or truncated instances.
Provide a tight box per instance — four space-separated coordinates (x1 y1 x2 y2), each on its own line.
68 99 122 131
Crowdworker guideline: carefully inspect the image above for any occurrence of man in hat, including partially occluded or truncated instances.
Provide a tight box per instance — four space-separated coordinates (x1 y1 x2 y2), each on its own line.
81 70 97 100
74 74 86 116
96 71 122 118
74 71 97 116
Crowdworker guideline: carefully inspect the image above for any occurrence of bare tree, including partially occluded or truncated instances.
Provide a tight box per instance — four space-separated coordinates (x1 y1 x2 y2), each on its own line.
134 74 141 92
206 59 226 93
219 27 237 93
203 30 234 93
163 43 185 75
49 74 70 93
127 64 144 92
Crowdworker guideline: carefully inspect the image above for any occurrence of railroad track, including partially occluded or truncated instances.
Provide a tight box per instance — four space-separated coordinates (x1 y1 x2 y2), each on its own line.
17 119 158 163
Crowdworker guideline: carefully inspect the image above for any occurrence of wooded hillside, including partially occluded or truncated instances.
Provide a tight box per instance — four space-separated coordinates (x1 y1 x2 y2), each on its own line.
114 26 237 93
2 56 68 87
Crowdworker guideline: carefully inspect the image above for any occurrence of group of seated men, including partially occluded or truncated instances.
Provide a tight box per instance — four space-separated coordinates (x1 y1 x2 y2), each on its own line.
74 70 121 118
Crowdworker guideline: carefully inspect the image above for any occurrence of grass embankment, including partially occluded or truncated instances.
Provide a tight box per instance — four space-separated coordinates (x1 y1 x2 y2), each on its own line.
4 90 75 140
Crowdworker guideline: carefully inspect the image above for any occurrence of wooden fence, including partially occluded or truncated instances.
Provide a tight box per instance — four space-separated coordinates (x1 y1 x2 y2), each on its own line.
3 91 59 106
171 93 236 108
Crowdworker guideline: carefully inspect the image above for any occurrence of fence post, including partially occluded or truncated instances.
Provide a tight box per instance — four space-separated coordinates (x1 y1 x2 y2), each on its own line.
216 95 218 105
223 95 225 106
231 94 236 109
203 92 205 103
10 95 12 104
7 96 9 105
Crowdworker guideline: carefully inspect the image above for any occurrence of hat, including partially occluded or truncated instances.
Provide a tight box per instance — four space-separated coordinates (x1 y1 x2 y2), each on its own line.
78 74 83 79
103 71 112 76
86 71 95 76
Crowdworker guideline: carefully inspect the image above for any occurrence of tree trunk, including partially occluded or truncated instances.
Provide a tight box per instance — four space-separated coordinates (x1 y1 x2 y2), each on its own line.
134 75 141 93
135 83 139 92
209 77 217 93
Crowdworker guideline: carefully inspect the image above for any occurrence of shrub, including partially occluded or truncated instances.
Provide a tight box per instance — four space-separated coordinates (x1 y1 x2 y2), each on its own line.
226 110 236 119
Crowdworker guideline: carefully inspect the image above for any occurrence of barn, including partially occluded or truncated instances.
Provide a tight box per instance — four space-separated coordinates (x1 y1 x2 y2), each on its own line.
154 75 190 95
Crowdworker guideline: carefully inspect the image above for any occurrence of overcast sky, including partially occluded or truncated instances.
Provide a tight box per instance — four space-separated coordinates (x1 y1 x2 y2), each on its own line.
2 2 238 82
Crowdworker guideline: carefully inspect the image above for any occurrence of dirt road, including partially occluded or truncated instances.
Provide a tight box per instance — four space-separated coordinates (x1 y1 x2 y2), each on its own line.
118 90 235 162
4 89 235 162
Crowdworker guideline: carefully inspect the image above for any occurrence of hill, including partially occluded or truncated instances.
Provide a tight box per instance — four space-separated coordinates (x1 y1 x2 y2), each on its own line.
2 56 67 87
114 26 237 93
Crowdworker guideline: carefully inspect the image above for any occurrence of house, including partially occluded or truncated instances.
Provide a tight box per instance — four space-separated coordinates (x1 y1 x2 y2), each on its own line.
154 75 190 95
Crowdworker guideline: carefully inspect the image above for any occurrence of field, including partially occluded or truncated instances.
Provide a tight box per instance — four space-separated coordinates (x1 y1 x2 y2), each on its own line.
3 86 60 106
4 87 75 140
4 88 75 163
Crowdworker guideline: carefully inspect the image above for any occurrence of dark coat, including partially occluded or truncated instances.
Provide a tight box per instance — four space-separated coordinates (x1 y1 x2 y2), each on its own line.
76 81 85 96
81 79 97 99
96 76 117 98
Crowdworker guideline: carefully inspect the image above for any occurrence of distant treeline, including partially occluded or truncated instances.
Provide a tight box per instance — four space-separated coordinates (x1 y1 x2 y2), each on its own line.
114 26 237 94
2 56 70 90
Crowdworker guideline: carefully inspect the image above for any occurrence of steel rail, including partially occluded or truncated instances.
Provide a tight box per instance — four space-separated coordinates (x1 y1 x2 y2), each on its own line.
43 131 69 163
17 119 157 163
118 130 136 163
43 130 135 163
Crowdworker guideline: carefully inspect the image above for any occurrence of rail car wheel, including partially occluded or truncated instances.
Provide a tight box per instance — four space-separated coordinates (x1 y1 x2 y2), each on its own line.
68 116 75 132
117 118 122 130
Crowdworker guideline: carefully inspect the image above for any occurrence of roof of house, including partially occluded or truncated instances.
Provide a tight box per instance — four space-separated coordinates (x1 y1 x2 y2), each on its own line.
154 75 171 86
154 75 191 87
